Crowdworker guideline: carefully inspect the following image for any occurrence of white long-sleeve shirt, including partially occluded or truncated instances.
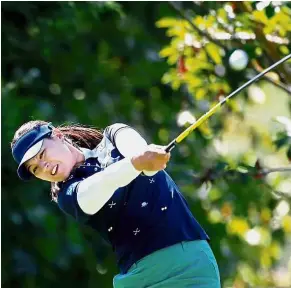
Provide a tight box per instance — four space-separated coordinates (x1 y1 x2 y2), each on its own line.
77 124 158 215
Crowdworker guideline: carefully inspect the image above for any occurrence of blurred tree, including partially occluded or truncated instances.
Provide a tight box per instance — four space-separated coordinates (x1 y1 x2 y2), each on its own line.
157 2 291 287
2 1 291 288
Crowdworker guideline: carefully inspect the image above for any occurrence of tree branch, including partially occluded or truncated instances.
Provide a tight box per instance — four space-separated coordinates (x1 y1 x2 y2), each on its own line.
190 165 291 198
251 60 291 94
236 2 291 84
168 2 228 51
261 167 291 176
168 1 291 95
261 76 291 94
263 183 291 201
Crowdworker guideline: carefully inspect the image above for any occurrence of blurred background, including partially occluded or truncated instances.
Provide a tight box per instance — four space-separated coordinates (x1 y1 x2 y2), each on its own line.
2 1 291 287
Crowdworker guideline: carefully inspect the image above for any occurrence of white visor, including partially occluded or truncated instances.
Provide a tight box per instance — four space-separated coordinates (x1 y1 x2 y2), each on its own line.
19 140 44 167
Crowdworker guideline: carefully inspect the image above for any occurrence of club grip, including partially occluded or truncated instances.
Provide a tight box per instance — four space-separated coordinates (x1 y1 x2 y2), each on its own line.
165 140 177 152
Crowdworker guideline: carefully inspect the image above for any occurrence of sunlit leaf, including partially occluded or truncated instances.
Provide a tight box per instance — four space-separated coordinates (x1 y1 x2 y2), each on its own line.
166 26 186 39
183 74 203 88
185 58 213 72
227 217 250 236
252 10 268 25
156 17 179 28
195 88 207 100
270 241 281 260
159 46 177 58
205 43 222 64
260 248 272 268
282 215 291 233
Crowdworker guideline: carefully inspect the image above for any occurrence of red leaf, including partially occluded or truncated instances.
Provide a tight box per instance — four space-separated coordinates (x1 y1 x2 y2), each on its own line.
216 89 225 100
254 173 264 179
177 56 187 74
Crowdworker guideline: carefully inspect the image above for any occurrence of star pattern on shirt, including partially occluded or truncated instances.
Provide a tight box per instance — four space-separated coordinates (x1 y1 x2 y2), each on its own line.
66 189 73 196
108 201 116 208
66 132 181 244
133 228 140 235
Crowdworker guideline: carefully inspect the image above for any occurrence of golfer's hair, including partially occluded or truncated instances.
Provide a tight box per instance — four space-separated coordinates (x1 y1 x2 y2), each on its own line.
11 120 104 202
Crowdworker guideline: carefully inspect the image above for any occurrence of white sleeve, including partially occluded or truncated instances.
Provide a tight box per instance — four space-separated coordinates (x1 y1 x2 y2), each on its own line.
114 127 158 177
76 124 158 215
77 157 140 215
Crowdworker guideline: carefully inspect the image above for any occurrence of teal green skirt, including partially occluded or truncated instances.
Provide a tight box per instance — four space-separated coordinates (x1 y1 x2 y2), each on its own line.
113 240 220 288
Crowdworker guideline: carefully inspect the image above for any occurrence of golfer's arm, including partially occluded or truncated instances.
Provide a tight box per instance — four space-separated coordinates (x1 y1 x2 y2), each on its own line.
77 157 141 215
114 126 158 177
77 126 157 215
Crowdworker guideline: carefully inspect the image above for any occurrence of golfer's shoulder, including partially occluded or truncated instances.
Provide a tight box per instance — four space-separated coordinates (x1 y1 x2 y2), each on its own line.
104 122 131 137
104 123 136 145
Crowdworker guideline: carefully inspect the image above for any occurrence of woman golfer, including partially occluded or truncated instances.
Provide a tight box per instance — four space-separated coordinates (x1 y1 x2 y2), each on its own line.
11 120 220 287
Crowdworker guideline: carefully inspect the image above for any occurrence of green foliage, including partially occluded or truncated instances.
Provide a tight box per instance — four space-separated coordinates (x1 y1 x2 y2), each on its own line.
2 2 291 288
156 2 291 287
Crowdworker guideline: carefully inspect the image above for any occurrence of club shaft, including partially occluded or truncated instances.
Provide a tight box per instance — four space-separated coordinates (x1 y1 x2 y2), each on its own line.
165 54 291 153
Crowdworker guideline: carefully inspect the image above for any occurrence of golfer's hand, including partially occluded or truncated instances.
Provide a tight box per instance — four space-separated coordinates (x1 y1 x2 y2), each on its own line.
131 144 171 171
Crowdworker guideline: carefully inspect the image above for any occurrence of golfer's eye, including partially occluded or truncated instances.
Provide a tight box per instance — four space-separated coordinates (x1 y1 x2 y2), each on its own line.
40 150 45 159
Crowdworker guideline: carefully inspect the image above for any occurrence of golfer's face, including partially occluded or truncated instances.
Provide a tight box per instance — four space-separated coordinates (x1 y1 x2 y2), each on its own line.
24 136 76 182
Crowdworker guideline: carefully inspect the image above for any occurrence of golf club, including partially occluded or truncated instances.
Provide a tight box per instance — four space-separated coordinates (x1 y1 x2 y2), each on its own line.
165 54 291 153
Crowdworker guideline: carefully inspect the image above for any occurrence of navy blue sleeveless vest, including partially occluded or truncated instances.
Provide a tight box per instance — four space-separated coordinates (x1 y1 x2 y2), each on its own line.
57 124 210 274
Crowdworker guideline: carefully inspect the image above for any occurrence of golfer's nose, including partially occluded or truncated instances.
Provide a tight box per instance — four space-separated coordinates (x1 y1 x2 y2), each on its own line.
39 161 49 172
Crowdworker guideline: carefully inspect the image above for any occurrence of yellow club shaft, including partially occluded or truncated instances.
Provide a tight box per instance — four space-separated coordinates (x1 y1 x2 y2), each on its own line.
176 102 223 143
164 54 291 153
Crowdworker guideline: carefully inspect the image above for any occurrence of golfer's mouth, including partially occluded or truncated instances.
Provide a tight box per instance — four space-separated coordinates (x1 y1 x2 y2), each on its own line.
51 164 58 176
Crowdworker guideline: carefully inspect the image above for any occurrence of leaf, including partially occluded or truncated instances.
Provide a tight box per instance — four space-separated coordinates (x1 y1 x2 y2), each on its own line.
185 57 213 73
159 46 177 58
281 215 291 233
196 88 207 100
168 53 180 65
171 78 182 90
270 241 281 260
156 17 179 28
252 10 268 25
205 43 222 64
217 8 228 23
193 15 206 29
227 217 250 236
260 248 272 268
177 56 187 74
205 15 217 29
183 74 203 88
166 26 186 39
161 71 174 84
